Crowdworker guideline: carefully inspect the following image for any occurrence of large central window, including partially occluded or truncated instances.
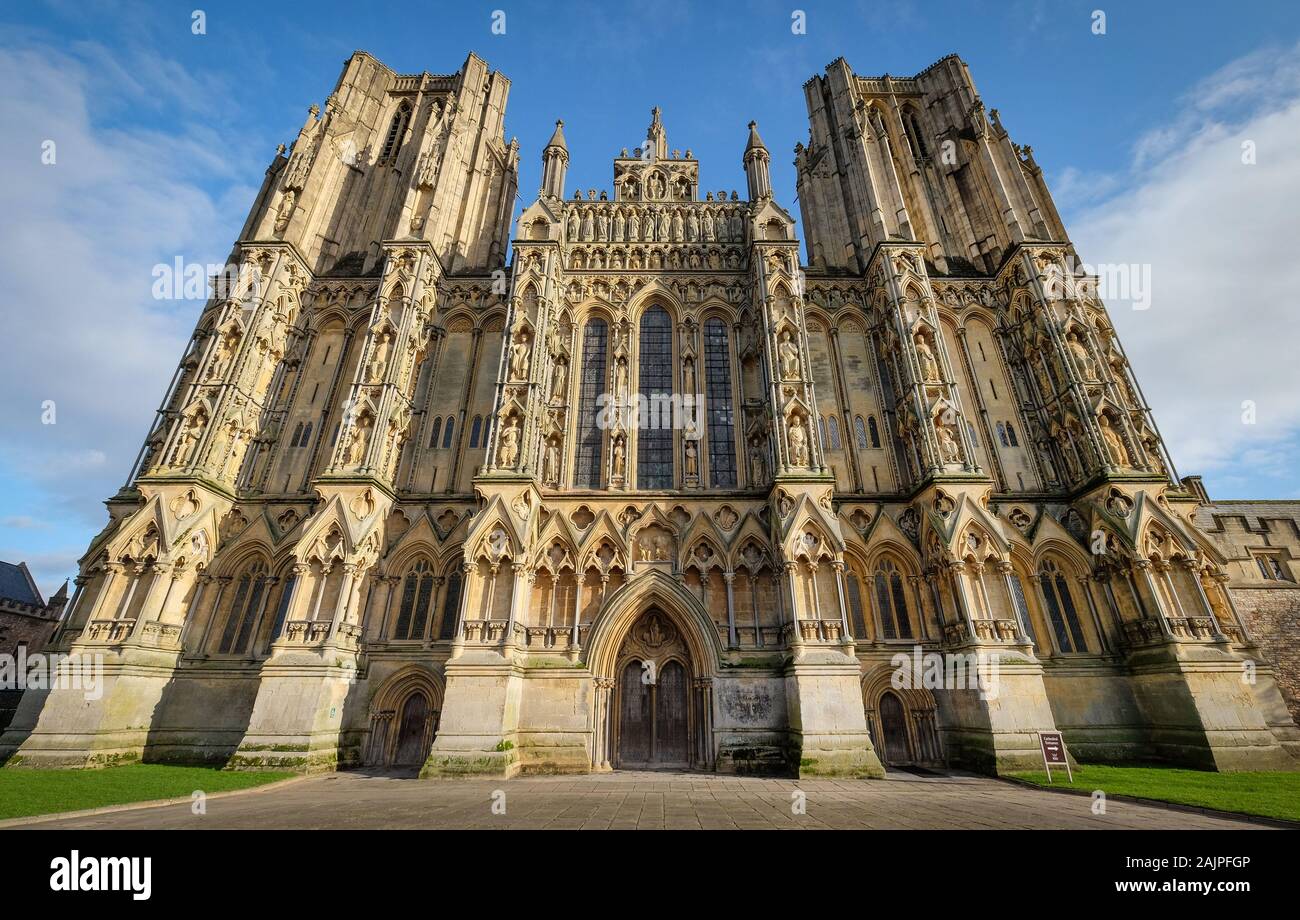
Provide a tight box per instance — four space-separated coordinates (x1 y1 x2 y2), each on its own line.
637 306 673 489
574 318 608 488
703 318 736 487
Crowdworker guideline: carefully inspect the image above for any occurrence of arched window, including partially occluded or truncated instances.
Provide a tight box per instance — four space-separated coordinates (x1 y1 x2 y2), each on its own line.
291 422 304 447
441 416 455 449
637 306 673 489
997 422 1009 447
380 102 412 160
300 422 312 447
904 109 929 159
267 568 296 648
469 415 483 449
393 559 435 640
428 417 443 449
873 558 913 639
855 415 869 450
827 416 842 451
703 318 736 487
846 570 868 638
967 421 979 448
437 569 462 640
867 415 881 449
1006 422 1019 447
1038 559 1088 653
574 318 609 488
218 561 269 655
1008 569 1038 650
818 416 828 448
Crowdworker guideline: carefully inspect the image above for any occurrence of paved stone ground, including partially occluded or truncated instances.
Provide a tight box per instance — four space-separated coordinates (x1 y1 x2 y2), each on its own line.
10 768 1269 830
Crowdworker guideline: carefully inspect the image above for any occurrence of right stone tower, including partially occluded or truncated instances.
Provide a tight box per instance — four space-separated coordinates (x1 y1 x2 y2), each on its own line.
793 55 1298 771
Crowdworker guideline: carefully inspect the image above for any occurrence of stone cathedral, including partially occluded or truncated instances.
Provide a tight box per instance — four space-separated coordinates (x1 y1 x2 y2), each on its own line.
4 51 1297 778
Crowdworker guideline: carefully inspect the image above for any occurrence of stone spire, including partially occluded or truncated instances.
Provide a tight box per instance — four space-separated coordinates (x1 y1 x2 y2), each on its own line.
743 120 771 200
541 119 569 198
646 106 667 161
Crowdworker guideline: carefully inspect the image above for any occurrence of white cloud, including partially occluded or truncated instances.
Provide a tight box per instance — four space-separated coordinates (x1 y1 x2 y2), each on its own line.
0 38 257 526
1068 42 1300 488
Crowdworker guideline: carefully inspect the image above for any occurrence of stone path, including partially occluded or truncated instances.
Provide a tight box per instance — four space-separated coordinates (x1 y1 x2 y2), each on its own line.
12 768 1268 830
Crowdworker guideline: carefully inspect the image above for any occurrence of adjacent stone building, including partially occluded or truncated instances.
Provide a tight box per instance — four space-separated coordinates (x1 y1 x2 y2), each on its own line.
0 561 67 731
3 51 1296 776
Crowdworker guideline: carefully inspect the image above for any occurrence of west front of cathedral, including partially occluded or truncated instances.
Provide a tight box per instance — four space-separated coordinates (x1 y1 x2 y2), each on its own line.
4 51 1297 777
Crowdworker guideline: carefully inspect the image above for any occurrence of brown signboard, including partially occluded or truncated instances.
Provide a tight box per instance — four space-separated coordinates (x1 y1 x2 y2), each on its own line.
1038 731 1072 782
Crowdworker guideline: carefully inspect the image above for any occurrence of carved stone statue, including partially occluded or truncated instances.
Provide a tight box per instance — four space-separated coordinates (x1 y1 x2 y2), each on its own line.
749 437 767 484
936 420 961 463
1068 332 1096 380
916 335 940 383
686 211 699 242
550 359 568 401
596 210 610 240
1099 414 1128 467
367 331 391 383
613 210 625 242
543 438 560 483
580 209 594 240
567 209 579 239
510 333 531 381
778 330 800 380
788 414 809 466
684 439 698 477
498 416 521 467
612 435 626 478
671 211 683 241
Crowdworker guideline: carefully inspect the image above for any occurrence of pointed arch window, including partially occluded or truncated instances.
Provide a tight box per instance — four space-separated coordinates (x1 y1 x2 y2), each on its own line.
469 415 483 449
827 416 843 450
1006 422 1019 447
1038 559 1088 653
1009 570 1038 650
291 422 304 447
637 306 673 489
997 422 1009 447
393 559 436 640
854 415 869 450
380 102 412 160
441 417 455 449
873 558 913 640
575 318 609 488
846 570 868 639
703 318 736 487
867 415 882 449
218 561 269 655
438 569 462 639
428 417 443 449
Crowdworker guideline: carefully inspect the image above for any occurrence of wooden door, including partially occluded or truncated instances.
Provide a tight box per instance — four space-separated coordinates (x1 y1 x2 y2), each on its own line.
618 659 652 765
879 691 911 765
655 660 689 766
394 691 431 766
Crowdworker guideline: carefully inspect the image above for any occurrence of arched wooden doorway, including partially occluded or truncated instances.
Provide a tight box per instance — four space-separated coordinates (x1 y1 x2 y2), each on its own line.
614 608 694 770
393 691 433 766
878 691 912 765
366 667 443 768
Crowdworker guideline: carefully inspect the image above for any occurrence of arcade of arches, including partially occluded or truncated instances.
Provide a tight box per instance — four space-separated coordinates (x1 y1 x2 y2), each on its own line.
6 51 1297 778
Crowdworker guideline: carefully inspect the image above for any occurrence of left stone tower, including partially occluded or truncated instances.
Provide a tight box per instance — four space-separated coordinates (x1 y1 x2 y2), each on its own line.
0 51 518 769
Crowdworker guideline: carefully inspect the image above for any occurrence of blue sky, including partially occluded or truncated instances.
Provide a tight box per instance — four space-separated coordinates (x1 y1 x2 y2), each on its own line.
3 0 1300 595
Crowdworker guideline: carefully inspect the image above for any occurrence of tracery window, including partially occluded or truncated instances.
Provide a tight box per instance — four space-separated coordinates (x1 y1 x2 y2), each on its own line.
1009 570 1038 650
1038 559 1088 653
873 558 913 640
867 415 882 449
703 318 737 487
218 561 269 655
380 102 412 160
574 318 609 488
428 417 442 449
1005 422 1019 447
393 559 436 640
827 416 842 450
438 569 462 639
855 416 869 450
469 415 483 449
441 417 455 449
997 422 1009 447
846 570 868 638
637 307 673 489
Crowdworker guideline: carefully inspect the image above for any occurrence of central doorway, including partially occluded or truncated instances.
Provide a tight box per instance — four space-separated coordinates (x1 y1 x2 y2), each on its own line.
614 608 693 770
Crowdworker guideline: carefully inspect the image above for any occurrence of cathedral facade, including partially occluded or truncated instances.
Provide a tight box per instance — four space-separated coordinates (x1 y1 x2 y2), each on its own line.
4 51 1297 777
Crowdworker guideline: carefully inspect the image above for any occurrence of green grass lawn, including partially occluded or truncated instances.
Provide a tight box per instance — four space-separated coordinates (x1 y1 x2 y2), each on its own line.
1010 764 1300 823
0 764 294 821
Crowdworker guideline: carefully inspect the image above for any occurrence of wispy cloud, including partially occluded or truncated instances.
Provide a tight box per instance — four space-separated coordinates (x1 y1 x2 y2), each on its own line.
1067 41 1300 497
